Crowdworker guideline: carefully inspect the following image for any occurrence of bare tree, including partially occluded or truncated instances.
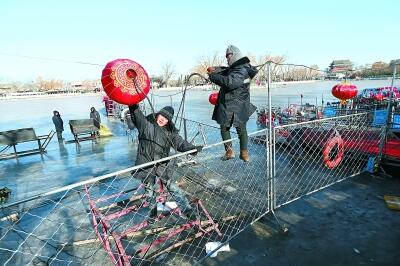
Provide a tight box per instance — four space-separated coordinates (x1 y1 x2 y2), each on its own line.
161 62 175 87
254 55 286 82
308 65 320 80
193 52 225 75
34 77 63 91
82 80 95 91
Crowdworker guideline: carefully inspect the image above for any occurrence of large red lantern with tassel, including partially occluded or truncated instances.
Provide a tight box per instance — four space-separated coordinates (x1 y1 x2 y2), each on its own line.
209 92 219 105
331 82 358 101
101 59 150 105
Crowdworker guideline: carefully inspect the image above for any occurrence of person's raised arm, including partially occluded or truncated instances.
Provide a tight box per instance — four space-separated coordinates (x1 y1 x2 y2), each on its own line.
129 104 152 134
209 67 247 91
171 132 203 154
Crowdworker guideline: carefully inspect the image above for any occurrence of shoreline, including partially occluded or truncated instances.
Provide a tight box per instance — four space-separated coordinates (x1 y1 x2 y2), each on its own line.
148 80 322 92
2 78 396 100
0 92 102 101
0 80 317 100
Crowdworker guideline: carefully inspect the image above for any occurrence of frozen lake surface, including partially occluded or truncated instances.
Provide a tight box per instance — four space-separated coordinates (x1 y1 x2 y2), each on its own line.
0 79 397 202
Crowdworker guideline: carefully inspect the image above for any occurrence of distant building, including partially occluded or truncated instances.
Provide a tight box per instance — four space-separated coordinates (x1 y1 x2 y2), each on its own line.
371 61 389 71
329 60 353 74
0 84 13 96
390 59 400 66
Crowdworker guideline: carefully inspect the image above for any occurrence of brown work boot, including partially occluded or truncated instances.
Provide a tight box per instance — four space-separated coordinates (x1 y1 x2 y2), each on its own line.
239 150 249 162
221 147 235 161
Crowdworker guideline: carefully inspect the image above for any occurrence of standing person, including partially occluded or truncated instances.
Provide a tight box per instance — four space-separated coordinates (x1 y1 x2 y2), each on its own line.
128 104 203 217
52 110 64 141
208 45 258 162
90 107 101 136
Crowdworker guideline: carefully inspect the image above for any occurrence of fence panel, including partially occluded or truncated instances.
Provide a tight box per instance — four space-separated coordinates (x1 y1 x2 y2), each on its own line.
0 123 270 265
273 112 379 208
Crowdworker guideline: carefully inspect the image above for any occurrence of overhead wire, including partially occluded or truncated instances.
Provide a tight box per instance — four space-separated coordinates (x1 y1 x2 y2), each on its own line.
0 52 104 67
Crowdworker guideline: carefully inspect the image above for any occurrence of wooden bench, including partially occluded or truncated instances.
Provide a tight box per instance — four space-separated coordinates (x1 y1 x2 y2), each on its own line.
69 119 99 144
0 128 54 159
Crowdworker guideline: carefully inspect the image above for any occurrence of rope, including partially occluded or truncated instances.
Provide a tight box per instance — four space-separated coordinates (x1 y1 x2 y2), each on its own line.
0 52 104 67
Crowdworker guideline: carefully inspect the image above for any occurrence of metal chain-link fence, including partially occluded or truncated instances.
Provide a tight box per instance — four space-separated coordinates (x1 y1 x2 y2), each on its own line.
272 112 379 208
0 120 270 265
1 112 385 265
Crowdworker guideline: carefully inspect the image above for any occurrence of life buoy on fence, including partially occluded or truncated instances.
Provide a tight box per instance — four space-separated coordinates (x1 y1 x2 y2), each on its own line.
323 135 344 169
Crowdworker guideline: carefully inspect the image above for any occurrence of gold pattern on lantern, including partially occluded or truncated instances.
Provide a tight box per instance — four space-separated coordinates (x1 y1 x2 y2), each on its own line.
110 62 148 96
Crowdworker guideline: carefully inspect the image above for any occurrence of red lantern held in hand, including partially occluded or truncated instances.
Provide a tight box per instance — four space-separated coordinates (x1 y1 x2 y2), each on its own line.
209 92 219 105
331 82 358 101
207 67 215 74
101 59 150 105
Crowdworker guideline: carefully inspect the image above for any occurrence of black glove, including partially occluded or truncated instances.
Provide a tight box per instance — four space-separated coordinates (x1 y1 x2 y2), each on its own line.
248 65 259 79
193 145 203 155
128 104 139 113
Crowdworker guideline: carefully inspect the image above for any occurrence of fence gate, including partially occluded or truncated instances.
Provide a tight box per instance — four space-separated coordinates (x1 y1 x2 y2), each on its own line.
272 113 378 208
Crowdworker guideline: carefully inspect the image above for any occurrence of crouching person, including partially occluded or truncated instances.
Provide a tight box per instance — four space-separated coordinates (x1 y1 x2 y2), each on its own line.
128 104 203 218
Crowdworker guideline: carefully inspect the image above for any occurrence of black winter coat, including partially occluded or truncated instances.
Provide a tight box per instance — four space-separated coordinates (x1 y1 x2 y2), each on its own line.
90 110 101 128
52 115 64 132
129 105 196 178
209 57 258 127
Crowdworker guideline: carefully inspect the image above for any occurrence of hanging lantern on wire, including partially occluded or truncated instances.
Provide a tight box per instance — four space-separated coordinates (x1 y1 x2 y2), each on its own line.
374 93 384 101
101 59 150 105
209 92 219 105
331 82 358 104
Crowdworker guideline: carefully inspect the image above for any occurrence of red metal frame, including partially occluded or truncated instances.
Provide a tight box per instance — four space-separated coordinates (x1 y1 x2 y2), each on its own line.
84 178 222 265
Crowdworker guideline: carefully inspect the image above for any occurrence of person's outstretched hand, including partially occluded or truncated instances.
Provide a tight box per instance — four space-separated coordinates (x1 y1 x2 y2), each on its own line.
207 67 215 74
192 145 204 155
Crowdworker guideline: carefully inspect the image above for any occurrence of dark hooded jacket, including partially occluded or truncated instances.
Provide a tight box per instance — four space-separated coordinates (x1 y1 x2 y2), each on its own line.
52 114 64 132
209 57 258 127
90 108 101 129
129 105 196 178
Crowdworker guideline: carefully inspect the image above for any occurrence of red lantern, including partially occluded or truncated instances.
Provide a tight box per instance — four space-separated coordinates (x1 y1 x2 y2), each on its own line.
331 82 358 101
209 92 219 105
207 67 215 74
101 59 150 105
374 93 384 101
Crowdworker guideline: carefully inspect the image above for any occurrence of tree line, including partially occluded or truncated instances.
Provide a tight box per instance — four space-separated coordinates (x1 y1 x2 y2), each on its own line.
1 54 394 93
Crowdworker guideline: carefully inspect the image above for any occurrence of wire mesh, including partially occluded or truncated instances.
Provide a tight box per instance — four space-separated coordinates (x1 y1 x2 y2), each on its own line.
0 111 388 265
272 112 379 208
0 120 270 265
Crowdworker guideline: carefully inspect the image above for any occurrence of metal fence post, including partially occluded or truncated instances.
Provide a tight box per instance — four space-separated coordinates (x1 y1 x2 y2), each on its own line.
267 61 274 211
182 75 188 141
377 60 398 170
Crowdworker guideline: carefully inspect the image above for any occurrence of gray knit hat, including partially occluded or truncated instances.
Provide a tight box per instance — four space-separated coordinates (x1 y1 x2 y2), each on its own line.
158 106 174 121
226 45 243 66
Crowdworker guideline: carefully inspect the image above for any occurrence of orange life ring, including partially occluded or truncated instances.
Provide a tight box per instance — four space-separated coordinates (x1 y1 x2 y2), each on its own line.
323 135 344 169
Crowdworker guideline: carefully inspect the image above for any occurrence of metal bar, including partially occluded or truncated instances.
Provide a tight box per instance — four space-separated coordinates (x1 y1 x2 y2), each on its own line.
275 112 368 129
13 145 17 156
267 62 274 211
195 211 269 264
182 80 188 142
0 145 11 154
197 199 222 236
136 222 196 257
0 147 200 209
377 63 397 168
272 127 276 209
148 225 215 260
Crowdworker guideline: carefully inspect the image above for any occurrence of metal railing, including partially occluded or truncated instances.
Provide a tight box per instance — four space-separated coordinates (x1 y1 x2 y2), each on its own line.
0 111 386 265
0 121 270 265
272 112 378 208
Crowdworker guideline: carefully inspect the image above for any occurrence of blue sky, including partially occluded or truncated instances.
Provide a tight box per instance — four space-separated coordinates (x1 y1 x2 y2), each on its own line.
1 0 399 81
